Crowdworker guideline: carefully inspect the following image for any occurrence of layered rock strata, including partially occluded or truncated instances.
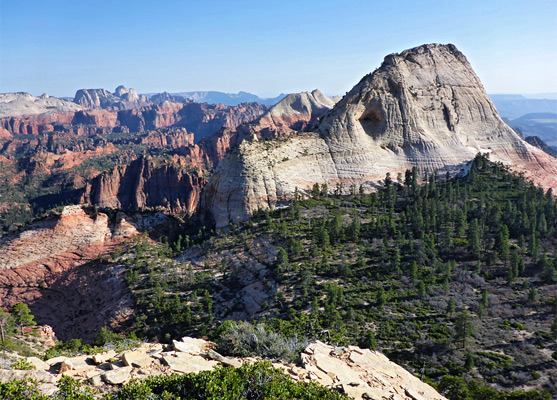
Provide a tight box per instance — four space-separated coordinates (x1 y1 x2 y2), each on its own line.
202 43 557 227
0 205 167 339
73 86 148 110
81 155 206 215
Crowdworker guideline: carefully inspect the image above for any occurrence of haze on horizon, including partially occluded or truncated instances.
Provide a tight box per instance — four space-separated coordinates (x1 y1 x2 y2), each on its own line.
1 0 556 98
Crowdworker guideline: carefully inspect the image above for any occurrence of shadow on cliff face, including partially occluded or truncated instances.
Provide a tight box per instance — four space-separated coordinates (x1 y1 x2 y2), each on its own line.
24 259 131 342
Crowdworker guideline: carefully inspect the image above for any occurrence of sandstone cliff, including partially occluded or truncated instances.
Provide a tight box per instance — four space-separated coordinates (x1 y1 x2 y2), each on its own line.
0 100 268 142
202 44 557 228
81 155 206 215
249 89 339 137
0 205 161 339
0 93 83 118
77 90 338 215
73 85 148 110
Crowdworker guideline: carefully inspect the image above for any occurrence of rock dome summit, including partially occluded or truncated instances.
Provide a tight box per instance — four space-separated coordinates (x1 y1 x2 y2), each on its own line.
202 43 557 228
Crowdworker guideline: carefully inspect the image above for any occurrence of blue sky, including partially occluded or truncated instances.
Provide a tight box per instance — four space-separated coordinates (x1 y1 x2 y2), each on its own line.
1 0 556 97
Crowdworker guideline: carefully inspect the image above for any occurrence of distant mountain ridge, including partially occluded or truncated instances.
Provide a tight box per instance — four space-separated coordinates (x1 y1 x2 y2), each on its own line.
507 112 557 150
489 94 557 119
145 91 287 106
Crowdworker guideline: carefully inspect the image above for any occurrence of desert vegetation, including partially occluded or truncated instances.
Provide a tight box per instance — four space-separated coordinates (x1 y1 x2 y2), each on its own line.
88 154 556 398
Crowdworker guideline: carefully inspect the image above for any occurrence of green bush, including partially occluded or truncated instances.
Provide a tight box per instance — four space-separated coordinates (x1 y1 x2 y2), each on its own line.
112 362 347 400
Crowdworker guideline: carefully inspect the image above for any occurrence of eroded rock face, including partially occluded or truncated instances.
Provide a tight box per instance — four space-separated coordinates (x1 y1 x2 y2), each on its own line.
0 205 167 340
0 93 83 118
202 43 557 227
81 155 206 215
300 341 447 400
73 86 148 110
250 89 338 137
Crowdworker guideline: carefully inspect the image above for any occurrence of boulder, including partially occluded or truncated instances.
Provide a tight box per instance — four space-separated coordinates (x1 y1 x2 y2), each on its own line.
173 337 214 355
26 356 50 371
204 349 242 368
0 369 56 384
92 350 117 365
163 353 218 374
58 355 91 374
122 350 153 368
102 366 132 385
46 356 67 366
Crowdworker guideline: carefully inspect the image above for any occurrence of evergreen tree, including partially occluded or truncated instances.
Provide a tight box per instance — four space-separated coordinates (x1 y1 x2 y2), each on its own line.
481 290 489 309
467 218 481 259
348 211 361 241
495 225 510 263
0 309 13 342
528 286 538 302
510 251 520 278
418 280 427 298
377 287 386 307
454 310 475 349
11 303 36 334
364 331 377 350
410 261 418 282
477 302 485 319
446 298 456 317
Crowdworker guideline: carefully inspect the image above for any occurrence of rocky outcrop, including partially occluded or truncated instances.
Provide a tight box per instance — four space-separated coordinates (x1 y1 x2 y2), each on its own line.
0 205 169 340
81 155 206 215
0 93 83 118
525 136 557 157
252 89 339 136
202 43 557 228
0 337 446 399
0 99 268 143
149 91 187 104
73 86 148 110
168 91 287 106
175 101 269 142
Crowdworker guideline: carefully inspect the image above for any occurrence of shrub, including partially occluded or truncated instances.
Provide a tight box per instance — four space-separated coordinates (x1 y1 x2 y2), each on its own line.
112 362 347 400
215 321 308 363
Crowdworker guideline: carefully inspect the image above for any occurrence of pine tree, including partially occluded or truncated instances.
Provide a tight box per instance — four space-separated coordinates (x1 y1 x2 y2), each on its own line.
495 225 510 263
446 298 456 317
510 251 520 278
477 303 485 319
454 310 475 349
377 287 386 307
11 303 36 334
410 261 418 282
467 218 481 259
481 290 489 309
365 331 377 350
418 281 427 298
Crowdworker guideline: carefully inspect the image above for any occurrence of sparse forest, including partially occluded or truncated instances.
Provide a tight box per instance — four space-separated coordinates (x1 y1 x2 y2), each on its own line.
100 154 557 399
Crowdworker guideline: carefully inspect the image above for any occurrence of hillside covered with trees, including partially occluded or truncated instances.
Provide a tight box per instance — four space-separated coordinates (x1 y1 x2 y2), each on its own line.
89 154 556 399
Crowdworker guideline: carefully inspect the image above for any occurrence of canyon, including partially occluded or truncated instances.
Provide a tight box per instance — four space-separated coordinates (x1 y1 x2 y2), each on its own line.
0 43 556 398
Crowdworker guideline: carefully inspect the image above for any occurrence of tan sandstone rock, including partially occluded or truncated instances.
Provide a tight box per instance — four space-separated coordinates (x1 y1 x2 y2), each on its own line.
102 366 132 385
163 352 219 374
122 350 153 369
26 357 51 371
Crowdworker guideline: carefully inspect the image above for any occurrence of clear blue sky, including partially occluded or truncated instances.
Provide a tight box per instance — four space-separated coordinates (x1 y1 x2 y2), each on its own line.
1 0 556 97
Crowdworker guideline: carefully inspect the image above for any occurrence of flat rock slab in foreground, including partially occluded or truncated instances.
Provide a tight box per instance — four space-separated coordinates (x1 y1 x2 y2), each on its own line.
0 338 446 399
300 341 446 400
